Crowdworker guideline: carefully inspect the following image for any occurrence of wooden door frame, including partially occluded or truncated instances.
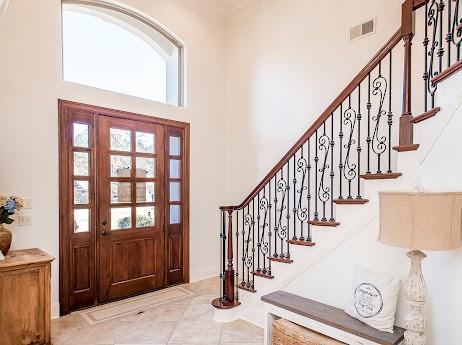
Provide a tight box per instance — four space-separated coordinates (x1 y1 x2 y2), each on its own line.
58 99 190 315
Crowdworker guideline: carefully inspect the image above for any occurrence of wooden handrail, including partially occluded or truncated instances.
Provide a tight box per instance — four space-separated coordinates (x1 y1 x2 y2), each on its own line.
221 29 403 211
413 0 429 10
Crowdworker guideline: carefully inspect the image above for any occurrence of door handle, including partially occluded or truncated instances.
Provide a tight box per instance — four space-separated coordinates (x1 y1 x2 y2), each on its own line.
101 230 109 236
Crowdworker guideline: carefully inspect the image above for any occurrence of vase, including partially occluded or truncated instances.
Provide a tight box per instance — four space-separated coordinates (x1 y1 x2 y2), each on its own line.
0 224 12 256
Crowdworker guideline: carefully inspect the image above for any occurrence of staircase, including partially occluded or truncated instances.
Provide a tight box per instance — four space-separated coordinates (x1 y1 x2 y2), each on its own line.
212 0 462 320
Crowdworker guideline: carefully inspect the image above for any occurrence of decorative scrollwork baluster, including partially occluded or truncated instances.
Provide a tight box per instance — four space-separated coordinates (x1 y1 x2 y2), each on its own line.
330 114 335 221
307 139 312 241
318 123 331 220
275 171 288 258
427 0 441 108
242 208 254 290
342 95 358 199
295 153 308 240
258 195 270 274
356 85 362 199
452 0 462 60
371 63 388 173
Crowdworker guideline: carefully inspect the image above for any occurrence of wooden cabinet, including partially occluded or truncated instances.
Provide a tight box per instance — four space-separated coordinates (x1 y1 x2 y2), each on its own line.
0 248 54 345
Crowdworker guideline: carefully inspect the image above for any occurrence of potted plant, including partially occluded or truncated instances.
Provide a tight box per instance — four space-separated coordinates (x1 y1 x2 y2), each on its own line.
0 195 24 257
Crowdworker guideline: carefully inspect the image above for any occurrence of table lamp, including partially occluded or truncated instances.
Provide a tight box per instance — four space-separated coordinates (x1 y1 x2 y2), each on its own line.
379 192 462 345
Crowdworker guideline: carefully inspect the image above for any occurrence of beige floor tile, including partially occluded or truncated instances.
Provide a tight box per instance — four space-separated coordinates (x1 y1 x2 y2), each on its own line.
219 320 263 344
52 277 259 345
168 320 221 344
189 293 217 305
181 303 214 321
138 303 189 322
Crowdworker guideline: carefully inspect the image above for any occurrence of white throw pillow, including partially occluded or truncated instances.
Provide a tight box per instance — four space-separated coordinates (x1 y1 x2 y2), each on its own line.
345 267 401 333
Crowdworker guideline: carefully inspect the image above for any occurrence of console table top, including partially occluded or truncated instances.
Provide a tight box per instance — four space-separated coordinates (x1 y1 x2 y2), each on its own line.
0 248 54 269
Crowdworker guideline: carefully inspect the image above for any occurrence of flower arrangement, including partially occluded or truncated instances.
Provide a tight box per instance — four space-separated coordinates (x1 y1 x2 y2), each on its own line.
0 195 24 225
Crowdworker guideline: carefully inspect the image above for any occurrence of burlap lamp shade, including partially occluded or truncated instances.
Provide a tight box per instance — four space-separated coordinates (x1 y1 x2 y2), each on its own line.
379 192 462 251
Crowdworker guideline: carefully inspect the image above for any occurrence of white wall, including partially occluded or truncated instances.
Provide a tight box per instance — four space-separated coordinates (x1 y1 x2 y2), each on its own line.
0 0 227 316
225 0 404 204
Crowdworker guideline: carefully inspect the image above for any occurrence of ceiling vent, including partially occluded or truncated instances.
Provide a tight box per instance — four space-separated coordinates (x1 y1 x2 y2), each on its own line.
350 19 376 41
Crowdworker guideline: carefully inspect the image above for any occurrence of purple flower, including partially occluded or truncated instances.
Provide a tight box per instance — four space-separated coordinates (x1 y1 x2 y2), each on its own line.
4 199 17 213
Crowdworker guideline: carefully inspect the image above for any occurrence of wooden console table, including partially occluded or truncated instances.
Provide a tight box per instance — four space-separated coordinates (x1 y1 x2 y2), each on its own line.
0 248 54 345
262 291 405 345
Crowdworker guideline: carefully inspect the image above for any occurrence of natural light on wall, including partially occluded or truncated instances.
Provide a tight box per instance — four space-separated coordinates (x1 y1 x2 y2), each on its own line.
62 1 183 105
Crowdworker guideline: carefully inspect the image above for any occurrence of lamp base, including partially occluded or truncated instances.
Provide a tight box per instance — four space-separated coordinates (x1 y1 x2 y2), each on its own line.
404 250 427 345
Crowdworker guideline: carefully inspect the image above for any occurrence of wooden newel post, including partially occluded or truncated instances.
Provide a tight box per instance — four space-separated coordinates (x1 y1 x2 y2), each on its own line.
224 209 235 303
398 0 416 149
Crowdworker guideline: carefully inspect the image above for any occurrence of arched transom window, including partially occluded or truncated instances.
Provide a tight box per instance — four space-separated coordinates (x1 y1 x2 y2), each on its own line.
62 0 183 105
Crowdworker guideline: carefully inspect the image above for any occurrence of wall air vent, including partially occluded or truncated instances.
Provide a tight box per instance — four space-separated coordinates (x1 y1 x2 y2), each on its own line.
350 19 376 41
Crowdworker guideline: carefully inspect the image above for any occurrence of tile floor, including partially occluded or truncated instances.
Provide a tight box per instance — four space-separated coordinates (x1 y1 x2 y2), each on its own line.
52 278 264 345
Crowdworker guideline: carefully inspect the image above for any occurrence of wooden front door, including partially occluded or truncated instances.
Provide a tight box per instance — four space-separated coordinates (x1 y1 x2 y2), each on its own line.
59 100 190 315
98 116 164 302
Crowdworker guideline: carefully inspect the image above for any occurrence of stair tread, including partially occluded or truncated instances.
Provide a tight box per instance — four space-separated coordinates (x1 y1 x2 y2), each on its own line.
431 60 462 85
392 144 420 152
269 256 293 264
360 172 402 180
252 270 274 279
411 107 441 124
333 198 369 205
308 220 340 227
287 239 316 246
237 283 256 293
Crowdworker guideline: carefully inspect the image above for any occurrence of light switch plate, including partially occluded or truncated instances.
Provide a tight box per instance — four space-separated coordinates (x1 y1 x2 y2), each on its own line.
18 214 32 226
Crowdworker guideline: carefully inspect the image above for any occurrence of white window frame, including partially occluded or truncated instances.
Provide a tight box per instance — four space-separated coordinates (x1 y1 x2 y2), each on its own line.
61 0 185 106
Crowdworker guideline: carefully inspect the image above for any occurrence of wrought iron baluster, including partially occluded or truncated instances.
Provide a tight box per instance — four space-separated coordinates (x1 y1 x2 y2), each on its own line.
258 188 270 275
388 51 393 173
453 0 462 60
367 74 372 173
251 199 255 289
307 139 312 242
314 130 319 220
438 0 446 73
241 208 245 287
357 85 362 199
275 169 288 257
292 154 297 240
424 0 430 112
372 62 388 173
296 147 308 239
235 210 239 301
427 0 441 108
448 0 453 66
243 205 253 289
273 176 278 258
330 114 335 221
286 162 290 258
338 104 344 199
256 192 261 272
318 122 331 220
268 182 272 274
343 95 357 199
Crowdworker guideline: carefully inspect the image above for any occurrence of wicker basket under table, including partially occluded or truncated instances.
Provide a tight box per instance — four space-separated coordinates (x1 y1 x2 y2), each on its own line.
272 318 346 345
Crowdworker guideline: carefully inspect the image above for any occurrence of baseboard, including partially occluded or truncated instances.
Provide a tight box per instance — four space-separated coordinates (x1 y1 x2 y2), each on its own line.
51 302 60 319
190 264 218 282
